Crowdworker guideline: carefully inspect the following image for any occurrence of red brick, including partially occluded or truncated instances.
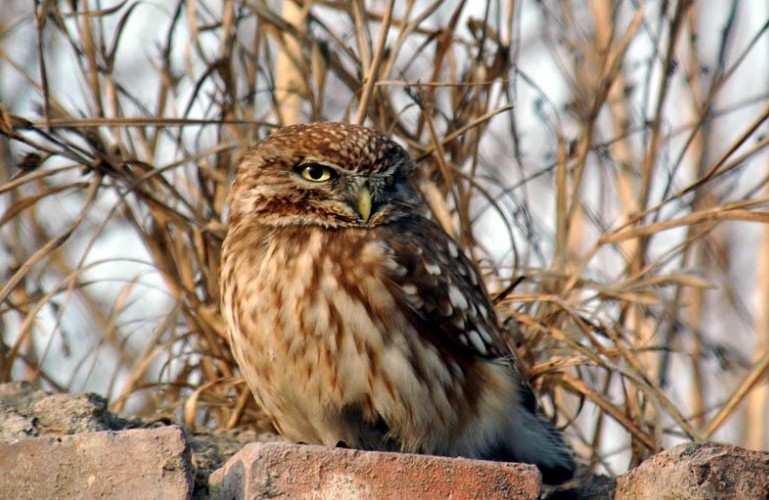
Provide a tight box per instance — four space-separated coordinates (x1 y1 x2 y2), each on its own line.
615 442 769 500
0 426 192 499
209 442 541 499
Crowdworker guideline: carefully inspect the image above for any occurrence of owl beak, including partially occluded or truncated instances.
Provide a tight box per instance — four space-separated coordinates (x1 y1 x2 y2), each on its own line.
357 185 373 222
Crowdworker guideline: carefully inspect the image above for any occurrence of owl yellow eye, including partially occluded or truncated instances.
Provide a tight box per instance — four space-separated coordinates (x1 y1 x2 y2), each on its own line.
298 164 336 182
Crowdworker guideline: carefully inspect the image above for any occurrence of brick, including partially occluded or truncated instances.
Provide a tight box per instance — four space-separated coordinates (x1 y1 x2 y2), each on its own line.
0 426 193 499
209 442 541 499
614 442 769 500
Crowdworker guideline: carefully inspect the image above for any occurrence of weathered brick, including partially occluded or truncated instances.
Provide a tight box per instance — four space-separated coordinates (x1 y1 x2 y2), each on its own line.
615 442 769 500
0 426 193 499
209 442 541 499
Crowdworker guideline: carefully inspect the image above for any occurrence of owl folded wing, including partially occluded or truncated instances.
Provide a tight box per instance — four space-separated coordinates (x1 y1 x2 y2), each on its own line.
379 214 540 413
379 215 515 360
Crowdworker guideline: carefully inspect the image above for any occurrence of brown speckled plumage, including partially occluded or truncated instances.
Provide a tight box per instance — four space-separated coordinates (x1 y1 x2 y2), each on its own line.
220 122 575 483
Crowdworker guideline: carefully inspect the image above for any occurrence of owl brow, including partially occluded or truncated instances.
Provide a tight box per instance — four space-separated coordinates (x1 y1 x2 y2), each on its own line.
296 158 337 169
325 167 398 180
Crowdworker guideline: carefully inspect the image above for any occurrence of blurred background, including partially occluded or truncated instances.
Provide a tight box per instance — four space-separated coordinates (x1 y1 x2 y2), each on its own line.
2 0 769 476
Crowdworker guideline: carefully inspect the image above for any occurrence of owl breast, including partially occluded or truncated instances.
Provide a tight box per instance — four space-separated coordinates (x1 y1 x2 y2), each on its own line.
220 223 517 455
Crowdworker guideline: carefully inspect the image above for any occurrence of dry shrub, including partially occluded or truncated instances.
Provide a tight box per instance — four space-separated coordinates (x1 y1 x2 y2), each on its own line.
2 0 769 475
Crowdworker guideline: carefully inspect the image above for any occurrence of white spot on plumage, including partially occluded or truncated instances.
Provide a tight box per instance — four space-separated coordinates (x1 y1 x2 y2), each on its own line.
402 284 418 295
476 325 493 344
467 330 488 355
448 285 469 311
447 241 459 258
458 334 469 346
406 294 425 310
425 263 441 276
384 259 408 277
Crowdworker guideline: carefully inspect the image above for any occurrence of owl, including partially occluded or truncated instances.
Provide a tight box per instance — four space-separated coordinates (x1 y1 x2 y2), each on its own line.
220 122 575 483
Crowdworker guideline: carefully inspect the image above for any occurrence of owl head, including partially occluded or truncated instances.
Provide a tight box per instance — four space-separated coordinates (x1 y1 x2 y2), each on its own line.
229 122 423 229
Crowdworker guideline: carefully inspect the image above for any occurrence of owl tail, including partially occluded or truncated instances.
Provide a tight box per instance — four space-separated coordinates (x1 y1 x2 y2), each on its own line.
487 407 576 484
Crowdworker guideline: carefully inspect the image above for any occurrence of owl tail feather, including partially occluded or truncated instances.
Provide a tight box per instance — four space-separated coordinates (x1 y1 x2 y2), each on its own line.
486 408 576 485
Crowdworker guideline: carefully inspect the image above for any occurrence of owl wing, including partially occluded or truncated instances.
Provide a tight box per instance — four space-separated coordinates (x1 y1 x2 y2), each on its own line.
380 215 519 353
380 215 538 412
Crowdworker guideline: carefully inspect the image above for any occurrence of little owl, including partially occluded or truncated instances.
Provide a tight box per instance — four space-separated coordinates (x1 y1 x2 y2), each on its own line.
220 122 575 483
